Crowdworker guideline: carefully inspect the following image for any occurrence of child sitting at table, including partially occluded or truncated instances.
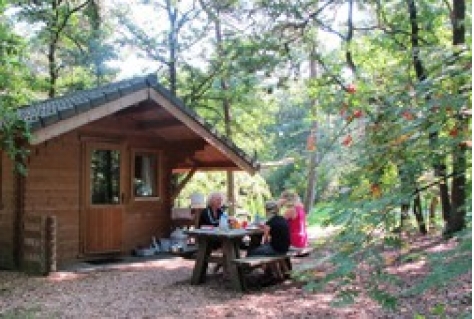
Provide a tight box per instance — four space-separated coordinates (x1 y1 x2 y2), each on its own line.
247 200 290 257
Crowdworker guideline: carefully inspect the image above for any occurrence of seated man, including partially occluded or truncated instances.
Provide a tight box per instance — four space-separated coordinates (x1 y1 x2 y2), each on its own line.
247 200 290 257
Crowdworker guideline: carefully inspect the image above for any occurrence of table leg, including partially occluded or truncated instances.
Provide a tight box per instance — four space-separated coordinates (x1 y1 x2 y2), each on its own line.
222 238 244 291
191 237 211 284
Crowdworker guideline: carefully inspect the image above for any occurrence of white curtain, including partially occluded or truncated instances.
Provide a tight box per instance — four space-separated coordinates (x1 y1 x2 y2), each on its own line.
136 155 156 196
140 155 155 196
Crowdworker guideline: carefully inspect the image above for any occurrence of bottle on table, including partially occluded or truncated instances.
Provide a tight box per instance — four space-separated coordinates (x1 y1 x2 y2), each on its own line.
219 212 229 231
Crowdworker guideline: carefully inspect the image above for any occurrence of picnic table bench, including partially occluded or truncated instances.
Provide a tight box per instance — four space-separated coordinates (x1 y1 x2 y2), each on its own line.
232 246 314 291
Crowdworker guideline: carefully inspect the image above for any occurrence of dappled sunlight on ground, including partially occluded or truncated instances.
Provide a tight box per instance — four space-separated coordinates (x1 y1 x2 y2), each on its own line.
387 259 428 275
47 272 87 282
0 229 470 318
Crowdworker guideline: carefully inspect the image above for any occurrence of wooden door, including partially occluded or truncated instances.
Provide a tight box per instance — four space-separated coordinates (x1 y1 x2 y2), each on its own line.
83 142 124 254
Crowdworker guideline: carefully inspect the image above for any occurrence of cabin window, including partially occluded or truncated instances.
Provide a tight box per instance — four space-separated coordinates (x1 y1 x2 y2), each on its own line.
133 152 158 198
90 149 121 204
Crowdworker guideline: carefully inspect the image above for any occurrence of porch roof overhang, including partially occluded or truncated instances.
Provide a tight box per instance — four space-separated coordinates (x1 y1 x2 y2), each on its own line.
16 74 260 175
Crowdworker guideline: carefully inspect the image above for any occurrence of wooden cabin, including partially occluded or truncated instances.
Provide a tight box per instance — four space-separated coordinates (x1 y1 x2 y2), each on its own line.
0 74 259 273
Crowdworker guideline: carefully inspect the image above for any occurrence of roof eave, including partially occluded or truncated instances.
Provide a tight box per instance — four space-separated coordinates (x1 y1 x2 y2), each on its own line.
148 88 259 175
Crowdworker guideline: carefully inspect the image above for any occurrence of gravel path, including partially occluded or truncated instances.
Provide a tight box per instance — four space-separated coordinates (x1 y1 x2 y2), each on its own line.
0 256 378 318
0 228 470 318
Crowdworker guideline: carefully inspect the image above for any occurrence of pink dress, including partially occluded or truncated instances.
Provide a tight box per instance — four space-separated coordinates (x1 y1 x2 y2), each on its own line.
287 205 308 248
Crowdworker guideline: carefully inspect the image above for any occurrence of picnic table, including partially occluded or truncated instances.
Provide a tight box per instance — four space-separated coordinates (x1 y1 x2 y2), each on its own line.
184 228 263 291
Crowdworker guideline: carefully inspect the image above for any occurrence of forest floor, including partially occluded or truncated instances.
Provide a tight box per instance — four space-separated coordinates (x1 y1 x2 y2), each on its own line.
0 226 471 318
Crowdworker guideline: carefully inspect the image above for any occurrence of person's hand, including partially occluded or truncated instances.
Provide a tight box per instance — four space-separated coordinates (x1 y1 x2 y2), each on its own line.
262 225 270 240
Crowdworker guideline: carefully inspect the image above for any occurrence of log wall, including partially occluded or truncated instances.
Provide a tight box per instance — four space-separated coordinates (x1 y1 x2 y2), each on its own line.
24 133 81 265
20 127 173 266
0 152 18 269
1 107 193 268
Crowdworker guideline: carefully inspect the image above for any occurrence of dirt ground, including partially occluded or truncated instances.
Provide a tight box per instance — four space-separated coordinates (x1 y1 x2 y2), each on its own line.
0 227 471 319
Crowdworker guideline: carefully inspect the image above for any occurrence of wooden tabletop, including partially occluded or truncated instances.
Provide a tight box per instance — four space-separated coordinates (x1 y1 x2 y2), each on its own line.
184 228 263 238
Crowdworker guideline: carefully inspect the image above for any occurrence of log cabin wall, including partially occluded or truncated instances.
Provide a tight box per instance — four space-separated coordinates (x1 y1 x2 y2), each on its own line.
77 115 173 256
0 152 18 269
23 132 81 265
21 125 174 266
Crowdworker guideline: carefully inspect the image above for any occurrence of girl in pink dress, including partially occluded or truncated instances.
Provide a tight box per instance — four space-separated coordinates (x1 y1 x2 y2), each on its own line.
278 190 308 248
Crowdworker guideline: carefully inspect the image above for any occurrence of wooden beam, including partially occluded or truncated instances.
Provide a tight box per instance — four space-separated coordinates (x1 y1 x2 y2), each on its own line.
173 164 241 171
149 90 257 175
166 140 207 153
137 118 182 130
117 105 170 120
171 166 198 201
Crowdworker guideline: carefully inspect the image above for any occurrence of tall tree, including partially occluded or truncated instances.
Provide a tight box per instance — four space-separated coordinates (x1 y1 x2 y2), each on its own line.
0 0 31 171
203 1 237 211
445 0 468 235
16 0 93 97
304 46 320 214
76 0 118 86
115 0 203 95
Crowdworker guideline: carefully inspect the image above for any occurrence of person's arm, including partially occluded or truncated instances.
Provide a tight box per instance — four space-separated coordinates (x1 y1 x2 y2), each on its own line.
262 225 271 243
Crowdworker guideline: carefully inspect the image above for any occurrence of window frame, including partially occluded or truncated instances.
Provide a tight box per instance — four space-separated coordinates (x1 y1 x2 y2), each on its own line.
89 147 122 205
131 149 161 202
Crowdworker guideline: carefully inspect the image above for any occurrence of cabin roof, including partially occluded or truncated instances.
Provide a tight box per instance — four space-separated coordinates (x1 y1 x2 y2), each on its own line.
16 74 260 174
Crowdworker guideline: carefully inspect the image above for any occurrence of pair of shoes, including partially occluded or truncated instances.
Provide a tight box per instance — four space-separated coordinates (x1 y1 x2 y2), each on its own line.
212 263 222 274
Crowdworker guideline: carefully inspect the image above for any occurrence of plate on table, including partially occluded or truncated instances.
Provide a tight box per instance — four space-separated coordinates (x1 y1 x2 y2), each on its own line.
200 225 214 230
245 225 260 230
227 229 248 235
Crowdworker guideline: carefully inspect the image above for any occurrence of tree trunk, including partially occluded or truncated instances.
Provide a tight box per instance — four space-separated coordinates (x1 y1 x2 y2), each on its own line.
444 0 467 236
213 7 235 215
429 196 439 229
304 150 318 214
48 42 57 98
407 0 452 228
166 0 178 96
398 164 426 234
400 203 410 231
304 46 319 214
413 189 427 234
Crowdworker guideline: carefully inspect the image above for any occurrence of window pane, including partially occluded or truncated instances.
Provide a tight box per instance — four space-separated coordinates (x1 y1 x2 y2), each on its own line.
91 149 120 204
134 153 157 197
